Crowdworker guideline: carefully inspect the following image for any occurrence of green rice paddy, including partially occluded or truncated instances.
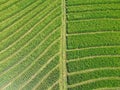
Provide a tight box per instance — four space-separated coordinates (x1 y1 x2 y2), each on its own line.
0 0 120 90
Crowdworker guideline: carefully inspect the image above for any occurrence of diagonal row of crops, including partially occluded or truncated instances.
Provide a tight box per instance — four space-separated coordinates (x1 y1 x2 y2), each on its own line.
0 0 62 90
66 0 120 90
0 0 120 90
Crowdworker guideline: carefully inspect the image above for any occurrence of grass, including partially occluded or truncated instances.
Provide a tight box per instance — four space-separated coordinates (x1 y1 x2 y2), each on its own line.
0 0 120 90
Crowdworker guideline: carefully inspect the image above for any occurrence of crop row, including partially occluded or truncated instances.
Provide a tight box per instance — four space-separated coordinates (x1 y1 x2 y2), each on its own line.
67 32 120 49
67 10 120 21
66 0 120 6
67 57 120 72
68 79 120 90
67 3 120 13
68 68 120 85
0 0 61 43
66 0 120 89
5 56 60 90
0 0 35 22
0 0 18 11
66 46 120 60
0 37 60 87
0 6 61 60
0 0 45 32
0 0 62 89
67 20 120 34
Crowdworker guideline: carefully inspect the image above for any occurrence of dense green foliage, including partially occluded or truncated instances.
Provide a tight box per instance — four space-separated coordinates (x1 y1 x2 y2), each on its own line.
66 0 120 90
0 0 120 90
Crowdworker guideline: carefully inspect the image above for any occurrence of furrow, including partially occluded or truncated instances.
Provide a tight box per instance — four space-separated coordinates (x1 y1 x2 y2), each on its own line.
68 77 120 88
0 4 60 60
68 67 120 76
32 65 59 90
67 55 120 62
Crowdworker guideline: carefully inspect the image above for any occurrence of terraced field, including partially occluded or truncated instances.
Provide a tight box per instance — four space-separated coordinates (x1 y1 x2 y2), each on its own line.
0 0 120 90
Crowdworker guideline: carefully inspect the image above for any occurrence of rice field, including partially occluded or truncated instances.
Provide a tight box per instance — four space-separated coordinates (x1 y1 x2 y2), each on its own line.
0 0 120 90
66 0 120 90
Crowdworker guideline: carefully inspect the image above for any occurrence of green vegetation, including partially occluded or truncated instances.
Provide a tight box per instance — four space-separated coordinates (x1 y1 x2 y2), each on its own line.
0 0 120 90
66 0 120 90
